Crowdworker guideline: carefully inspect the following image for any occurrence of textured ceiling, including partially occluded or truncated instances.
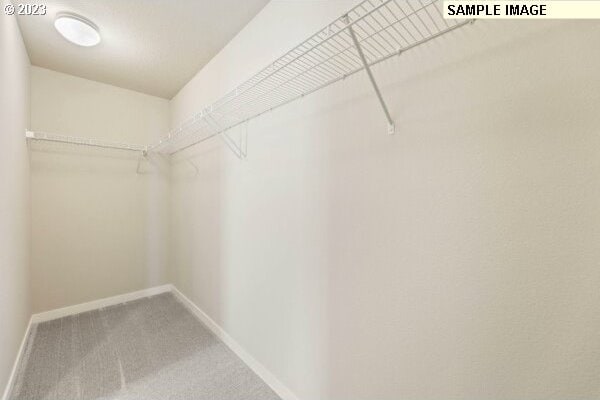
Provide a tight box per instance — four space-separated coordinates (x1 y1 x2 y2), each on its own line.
16 0 269 99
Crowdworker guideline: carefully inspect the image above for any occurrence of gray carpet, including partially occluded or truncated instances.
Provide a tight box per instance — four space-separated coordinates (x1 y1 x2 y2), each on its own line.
8 293 281 400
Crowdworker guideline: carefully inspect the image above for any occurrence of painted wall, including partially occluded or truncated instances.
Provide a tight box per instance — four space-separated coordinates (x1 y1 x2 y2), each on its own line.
169 2 600 399
29 67 170 312
0 3 31 394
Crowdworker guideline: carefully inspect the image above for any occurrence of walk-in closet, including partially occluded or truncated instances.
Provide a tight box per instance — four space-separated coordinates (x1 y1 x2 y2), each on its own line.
2 0 600 399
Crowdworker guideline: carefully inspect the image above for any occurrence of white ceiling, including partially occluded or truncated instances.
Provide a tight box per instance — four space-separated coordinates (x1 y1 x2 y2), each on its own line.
17 0 269 99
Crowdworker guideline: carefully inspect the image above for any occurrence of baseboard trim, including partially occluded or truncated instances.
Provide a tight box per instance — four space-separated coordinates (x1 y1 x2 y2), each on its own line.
2 285 172 399
170 286 300 400
2 316 33 400
3 284 299 400
31 284 173 324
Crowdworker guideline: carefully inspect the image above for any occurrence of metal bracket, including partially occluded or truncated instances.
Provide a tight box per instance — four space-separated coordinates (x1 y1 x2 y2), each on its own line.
220 132 243 159
220 123 247 159
345 15 395 135
204 113 247 159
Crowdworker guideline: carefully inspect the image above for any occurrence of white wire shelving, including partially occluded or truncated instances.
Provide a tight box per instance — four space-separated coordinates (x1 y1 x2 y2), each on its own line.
149 0 470 157
26 131 146 152
25 0 470 159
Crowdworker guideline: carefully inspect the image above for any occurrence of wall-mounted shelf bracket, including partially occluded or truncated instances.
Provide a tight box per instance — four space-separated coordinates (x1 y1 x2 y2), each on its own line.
220 132 244 159
204 113 247 159
344 15 395 135
220 124 248 159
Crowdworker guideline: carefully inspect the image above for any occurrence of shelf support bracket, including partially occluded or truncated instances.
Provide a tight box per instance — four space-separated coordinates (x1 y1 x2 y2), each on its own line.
220 131 244 159
205 113 246 159
345 16 395 135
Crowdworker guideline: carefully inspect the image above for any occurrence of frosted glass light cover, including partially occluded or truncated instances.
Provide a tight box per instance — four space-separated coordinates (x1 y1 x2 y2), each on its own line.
54 14 100 47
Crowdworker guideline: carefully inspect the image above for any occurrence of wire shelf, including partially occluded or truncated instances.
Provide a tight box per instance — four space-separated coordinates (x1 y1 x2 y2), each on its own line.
151 0 469 155
26 131 146 152
25 0 469 157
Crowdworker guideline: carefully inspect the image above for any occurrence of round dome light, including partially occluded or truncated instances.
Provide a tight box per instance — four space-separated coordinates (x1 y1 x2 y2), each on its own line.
54 13 100 47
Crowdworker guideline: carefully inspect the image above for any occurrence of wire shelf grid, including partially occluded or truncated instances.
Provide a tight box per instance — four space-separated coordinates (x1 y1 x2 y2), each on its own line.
26 131 146 152
25 0 469 156
151 0 469 155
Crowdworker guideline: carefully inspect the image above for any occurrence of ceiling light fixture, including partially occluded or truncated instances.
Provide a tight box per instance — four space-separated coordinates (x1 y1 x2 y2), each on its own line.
54 13 101 47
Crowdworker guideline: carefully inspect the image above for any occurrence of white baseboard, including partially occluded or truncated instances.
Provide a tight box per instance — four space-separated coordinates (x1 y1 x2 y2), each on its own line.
31 284 173 324
170 286 300 400
3 284 172 399
3 284 299 400
2 316 33 400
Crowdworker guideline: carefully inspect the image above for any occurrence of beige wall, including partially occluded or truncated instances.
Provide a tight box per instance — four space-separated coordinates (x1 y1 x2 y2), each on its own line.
4 3 600 399
169 3 600 399
29 67 170 312
0 3 31 394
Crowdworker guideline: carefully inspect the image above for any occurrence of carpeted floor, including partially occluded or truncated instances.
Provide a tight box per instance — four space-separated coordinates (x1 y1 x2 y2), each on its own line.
8 293 281 400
